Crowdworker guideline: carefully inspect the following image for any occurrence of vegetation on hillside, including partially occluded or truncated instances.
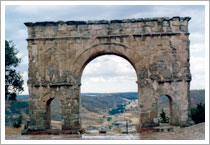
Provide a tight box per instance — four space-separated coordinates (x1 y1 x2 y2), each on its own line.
5 100 28 126
5 40 24 101
13 115 22 128
191 103 205 124
81 93 136 113
159 109 169 123
5 90 205 127
108 104 126 115
190 90 205 107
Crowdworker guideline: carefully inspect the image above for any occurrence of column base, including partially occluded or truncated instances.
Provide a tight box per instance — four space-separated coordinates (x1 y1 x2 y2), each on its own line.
170 120 195 127
21 126 85 135
137 123 159 133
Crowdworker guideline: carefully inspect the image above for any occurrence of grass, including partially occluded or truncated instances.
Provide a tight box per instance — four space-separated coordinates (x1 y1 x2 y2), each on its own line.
5 125 24 136
51 120 62 130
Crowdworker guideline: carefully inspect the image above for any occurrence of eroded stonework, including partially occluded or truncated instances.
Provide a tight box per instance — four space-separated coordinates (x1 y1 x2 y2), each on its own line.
24 17 192 134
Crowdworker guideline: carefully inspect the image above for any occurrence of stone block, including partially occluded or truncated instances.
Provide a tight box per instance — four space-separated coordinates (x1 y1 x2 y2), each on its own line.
141 112 149 117
180 25 188 32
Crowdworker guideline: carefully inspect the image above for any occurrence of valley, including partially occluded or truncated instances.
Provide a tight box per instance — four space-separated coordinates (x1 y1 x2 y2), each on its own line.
5 90 205 134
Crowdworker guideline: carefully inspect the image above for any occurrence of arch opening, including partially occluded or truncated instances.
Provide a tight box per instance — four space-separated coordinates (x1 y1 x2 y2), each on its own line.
157 95 173 124
80 55 138 134
75 49 138 77
46 97 62 130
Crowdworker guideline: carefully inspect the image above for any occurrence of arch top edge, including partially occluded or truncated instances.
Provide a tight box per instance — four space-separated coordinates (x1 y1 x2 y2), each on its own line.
73 42 133 64
73 43 137 76
158 94 173 102
24 16 191 27
88 42 130 50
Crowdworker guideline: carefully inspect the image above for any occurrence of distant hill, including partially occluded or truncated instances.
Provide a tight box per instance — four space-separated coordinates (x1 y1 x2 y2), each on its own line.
81 92 137 113
190 90 205 107
5 101 29 126
16 95 29 99
6 90 205 127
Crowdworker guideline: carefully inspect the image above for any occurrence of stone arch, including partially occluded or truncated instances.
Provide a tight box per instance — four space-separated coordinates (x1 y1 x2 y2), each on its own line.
46 98 54 129
40 90 64 130
157 94 173 124
72 43 138 77
45 96 63 130
23 17 192 134
73 43 140 131
79 53 139 130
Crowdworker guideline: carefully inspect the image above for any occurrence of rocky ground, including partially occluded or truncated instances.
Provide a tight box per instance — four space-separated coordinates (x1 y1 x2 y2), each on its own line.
5 123 205 140
140 123 205 140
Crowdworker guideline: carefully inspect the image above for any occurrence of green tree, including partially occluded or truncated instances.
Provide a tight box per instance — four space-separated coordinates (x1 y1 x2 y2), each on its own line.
160 109 169 123
13 115 23 128
5 40 24 101
107 117 112 121
191 103 205 124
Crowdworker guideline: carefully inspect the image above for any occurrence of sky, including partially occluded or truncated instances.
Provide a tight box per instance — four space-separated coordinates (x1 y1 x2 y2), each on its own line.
5 4 206 94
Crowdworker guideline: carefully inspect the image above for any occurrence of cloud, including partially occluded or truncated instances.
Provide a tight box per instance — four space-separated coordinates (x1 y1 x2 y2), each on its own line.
5 5 205 93
189 32 205 57
81 55 137 93
189 33 205 44
21 71 29 94
190 43 205 53
190 56 205 90
81 76 137 93
82 55 136 78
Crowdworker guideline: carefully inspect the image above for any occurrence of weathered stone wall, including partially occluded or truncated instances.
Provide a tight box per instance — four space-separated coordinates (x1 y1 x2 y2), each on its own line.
24 16 192 133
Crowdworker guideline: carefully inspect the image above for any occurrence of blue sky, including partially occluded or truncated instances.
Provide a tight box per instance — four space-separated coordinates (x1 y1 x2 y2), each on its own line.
5 5 205 94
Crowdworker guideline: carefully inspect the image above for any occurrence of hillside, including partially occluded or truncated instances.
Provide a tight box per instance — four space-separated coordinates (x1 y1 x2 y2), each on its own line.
81 92 137 113
5 101 29 126
5 90 205 128
190 90 205 107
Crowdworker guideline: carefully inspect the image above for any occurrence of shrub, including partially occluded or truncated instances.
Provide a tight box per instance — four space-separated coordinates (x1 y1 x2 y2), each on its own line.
159 109 169 123
107 117 112 121
13 115 22 128
108 104 126 115
191 103 205 124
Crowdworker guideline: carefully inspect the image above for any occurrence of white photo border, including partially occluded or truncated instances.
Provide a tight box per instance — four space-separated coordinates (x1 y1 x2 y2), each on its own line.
1 1 209 144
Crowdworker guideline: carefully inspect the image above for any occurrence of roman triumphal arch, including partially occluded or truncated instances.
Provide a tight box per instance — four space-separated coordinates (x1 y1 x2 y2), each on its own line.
23 17 192 134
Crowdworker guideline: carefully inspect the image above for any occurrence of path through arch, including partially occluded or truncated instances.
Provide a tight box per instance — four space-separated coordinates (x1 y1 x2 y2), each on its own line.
80 55 138 133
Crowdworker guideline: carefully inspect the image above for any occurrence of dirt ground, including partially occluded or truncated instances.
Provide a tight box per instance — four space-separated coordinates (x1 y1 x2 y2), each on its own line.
140 123 205 140
5 123 205 140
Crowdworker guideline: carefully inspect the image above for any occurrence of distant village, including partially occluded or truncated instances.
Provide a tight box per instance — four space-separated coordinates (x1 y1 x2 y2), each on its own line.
85 116 137 134
84 99 138 134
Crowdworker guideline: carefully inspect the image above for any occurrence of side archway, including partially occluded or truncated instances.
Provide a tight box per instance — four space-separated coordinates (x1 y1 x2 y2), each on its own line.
45 96 63 130
157 94 173 124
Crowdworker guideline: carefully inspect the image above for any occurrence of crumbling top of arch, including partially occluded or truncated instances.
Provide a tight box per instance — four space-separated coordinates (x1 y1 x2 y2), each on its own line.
25 16 191 88
25 16 190 27
24 16 191 45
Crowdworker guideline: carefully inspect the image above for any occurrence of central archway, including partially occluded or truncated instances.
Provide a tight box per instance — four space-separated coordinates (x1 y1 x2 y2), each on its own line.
73 43 141 132
80 54 138 133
